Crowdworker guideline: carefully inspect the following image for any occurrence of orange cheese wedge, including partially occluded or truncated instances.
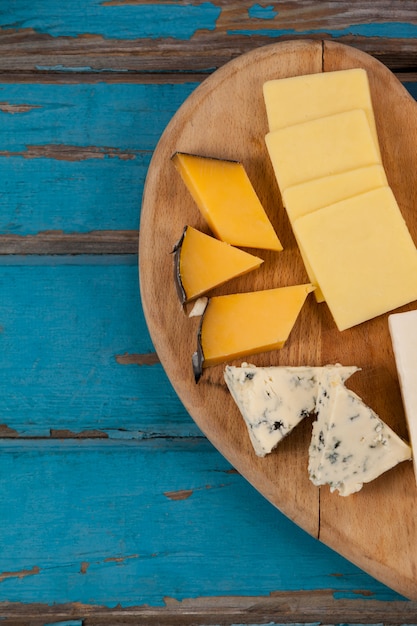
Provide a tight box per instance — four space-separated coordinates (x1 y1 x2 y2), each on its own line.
173 226 264 303
193 283 315 381
172 152 283 251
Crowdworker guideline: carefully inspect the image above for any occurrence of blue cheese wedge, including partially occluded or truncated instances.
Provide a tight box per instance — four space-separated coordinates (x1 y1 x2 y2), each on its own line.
224 363 358 457
309 370 411 496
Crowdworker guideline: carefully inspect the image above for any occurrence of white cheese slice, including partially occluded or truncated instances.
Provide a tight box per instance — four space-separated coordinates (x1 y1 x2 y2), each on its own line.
224 364 358 457
309 370 411 496
389 309 417 484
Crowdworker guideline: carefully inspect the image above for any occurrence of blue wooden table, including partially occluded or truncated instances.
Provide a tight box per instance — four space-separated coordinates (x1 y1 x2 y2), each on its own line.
1 3 417 624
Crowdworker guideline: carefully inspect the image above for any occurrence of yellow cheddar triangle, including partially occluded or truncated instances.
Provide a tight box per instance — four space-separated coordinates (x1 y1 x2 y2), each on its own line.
192 284 315 381
172 152 283 251
173 226 264 303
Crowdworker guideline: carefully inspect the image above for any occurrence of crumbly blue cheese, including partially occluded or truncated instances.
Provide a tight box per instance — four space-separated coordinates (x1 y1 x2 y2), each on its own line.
309 370 412 496
224 363 358 457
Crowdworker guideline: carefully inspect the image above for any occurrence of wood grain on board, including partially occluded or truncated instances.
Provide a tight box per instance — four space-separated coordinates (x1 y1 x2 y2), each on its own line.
140 40 417 599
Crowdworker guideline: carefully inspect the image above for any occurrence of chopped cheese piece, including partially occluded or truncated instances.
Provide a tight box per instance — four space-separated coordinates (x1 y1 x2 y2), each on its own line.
172 152 282 251
265 109 381 192
192 284 315 380
173 226 263 303
282 165 388 222
292 187 417 331
309 370 411 496
389 309 417 485
224 363 358 456
263 68 380 151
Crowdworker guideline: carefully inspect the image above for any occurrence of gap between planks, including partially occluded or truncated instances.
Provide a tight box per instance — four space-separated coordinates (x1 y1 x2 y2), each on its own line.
0 231 138 255
0 590 416 625
0 68 415 84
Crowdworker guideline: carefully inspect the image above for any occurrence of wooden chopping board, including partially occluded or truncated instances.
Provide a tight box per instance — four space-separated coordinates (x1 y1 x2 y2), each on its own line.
139 39 417 600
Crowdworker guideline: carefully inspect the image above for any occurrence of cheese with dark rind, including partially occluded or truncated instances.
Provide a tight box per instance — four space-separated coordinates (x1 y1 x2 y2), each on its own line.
173 226 263 304
193 284 315 381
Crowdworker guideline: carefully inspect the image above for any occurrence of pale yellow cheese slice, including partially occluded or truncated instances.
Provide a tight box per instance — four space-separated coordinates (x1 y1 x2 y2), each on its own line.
283 165 388 304
265 109 381 192
174 225 263 303
172 152 283 251
292 187 417 331
263 68 380 151
197 284 315 368
282 165 388 222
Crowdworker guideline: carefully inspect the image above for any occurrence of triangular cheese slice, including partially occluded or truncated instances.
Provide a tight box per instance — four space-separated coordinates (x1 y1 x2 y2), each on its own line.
224 364 358 456
172 152 283 251
193 284 314 381
309 371 411 496
173 226 263 303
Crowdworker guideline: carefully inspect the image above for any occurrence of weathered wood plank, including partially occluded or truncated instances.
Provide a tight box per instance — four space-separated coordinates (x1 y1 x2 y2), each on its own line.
0 259 198 438
0 82 196 235
1 591 417 625
1 2 417 73
0 231 138 255
0 83 197 152
0 439 403 609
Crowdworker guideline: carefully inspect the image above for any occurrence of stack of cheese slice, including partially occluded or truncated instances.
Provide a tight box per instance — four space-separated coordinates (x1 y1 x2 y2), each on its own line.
264 69 417 330
225 363 412 496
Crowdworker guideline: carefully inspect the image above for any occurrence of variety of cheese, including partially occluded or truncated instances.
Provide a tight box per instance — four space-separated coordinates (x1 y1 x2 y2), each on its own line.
173 225 263 303
263 68 379 151
169 68 417 496
309 369 411 496
171 152 282 251
224 363 358 456
192 284 314 380
293 187 417 331
265 109 381 192
389 310 417 486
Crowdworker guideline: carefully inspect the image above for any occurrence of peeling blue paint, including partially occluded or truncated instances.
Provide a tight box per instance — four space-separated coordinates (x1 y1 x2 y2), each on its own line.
228 21 417 39
0 439 405 605
0 1 221 40
0 82 197 151
248 4 278 20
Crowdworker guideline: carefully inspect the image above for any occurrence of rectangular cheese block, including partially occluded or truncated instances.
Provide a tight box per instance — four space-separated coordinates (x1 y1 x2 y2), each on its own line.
389 309 417 484
282 165 388 222
292 187 417 330
309 370 411 496
263 68 379 151
265 109 381 192
224 364 358 456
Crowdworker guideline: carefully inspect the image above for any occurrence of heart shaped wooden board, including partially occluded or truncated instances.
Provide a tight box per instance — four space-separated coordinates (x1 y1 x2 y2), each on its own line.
139 40 417 600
